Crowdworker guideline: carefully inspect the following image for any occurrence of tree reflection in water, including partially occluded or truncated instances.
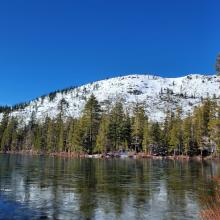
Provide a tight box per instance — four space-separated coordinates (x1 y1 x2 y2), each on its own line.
0 155 219 219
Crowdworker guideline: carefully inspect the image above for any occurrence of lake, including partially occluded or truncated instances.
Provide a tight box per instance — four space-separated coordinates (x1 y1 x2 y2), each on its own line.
0 154 218 220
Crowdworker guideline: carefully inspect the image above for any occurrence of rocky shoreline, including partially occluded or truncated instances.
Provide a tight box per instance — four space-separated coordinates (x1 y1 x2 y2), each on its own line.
1 150 219 161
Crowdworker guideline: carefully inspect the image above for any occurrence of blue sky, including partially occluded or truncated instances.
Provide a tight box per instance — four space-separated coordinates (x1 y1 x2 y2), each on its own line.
0 0 219 105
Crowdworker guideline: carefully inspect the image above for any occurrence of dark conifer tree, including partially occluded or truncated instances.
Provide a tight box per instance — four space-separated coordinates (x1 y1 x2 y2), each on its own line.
80 94 101 153
149 122 162 155
0 113 9 151
131 104 146 152
108 101 126 151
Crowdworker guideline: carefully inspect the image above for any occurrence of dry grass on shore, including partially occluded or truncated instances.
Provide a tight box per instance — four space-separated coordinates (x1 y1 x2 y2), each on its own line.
200 177 220 220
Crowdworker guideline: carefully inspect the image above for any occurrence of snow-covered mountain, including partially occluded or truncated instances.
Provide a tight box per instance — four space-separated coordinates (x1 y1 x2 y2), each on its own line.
1 74 220 124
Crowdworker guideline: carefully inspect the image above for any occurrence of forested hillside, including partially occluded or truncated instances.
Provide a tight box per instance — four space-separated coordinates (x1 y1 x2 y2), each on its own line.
0 94 220 157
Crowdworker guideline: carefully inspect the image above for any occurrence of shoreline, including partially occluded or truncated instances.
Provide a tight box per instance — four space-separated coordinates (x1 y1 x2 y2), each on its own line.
1 150 219 161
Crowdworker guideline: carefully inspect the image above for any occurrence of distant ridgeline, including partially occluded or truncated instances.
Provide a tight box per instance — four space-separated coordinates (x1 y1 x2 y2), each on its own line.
0 91 220 157
0 85 79 114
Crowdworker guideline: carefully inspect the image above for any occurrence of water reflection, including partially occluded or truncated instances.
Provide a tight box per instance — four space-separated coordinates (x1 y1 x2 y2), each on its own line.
0 155 219 220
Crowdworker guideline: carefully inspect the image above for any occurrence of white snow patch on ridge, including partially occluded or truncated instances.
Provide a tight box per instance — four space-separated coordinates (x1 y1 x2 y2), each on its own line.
1 74 220 124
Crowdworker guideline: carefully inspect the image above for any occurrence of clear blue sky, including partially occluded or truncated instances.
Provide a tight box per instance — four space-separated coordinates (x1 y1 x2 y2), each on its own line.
0 0 219 105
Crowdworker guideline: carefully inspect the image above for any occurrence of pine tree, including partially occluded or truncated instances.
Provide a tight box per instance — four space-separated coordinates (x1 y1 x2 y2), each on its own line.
58 98 69 116
183 116 194 155
80 94 101 153
193 99 212 155
24 112 36 150
149 122 162 155
64 118 78 152
0 113 9 151
1 125 9 151
16 128 25 151
66 118 75 152
33 124 41 151
192 107 203 149
122 111 132 151
72 119 83 152
131 104 146 152
142 119 150 153
168 108 183 155
161 110 173 155
108 101 126 151
202 99 212 137
11 129 18 151
94 114 109 153
57 116 64 152
45 117 54 152
1 117 17 152
208 105 220 156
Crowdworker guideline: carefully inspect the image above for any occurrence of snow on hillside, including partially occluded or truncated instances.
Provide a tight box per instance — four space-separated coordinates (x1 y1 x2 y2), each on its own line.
1 74 220 124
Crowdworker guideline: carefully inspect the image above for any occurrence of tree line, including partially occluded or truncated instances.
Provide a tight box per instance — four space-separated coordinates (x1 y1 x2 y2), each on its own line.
0 94 220 156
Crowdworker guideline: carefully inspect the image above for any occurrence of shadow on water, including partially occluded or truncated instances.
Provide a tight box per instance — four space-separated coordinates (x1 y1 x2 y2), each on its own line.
0 154 219 220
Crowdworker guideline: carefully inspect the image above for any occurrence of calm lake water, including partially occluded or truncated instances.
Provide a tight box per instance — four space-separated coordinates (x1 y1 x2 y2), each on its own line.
0 154 219 220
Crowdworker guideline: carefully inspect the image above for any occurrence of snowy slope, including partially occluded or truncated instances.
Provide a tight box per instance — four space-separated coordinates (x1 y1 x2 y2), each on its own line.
1 74 220 124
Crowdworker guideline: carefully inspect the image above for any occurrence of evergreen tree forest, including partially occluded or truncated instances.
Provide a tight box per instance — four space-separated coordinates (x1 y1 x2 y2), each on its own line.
1 94 220 157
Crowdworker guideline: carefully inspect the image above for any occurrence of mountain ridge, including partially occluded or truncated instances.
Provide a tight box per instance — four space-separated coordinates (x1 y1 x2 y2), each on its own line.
0 73 219 124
